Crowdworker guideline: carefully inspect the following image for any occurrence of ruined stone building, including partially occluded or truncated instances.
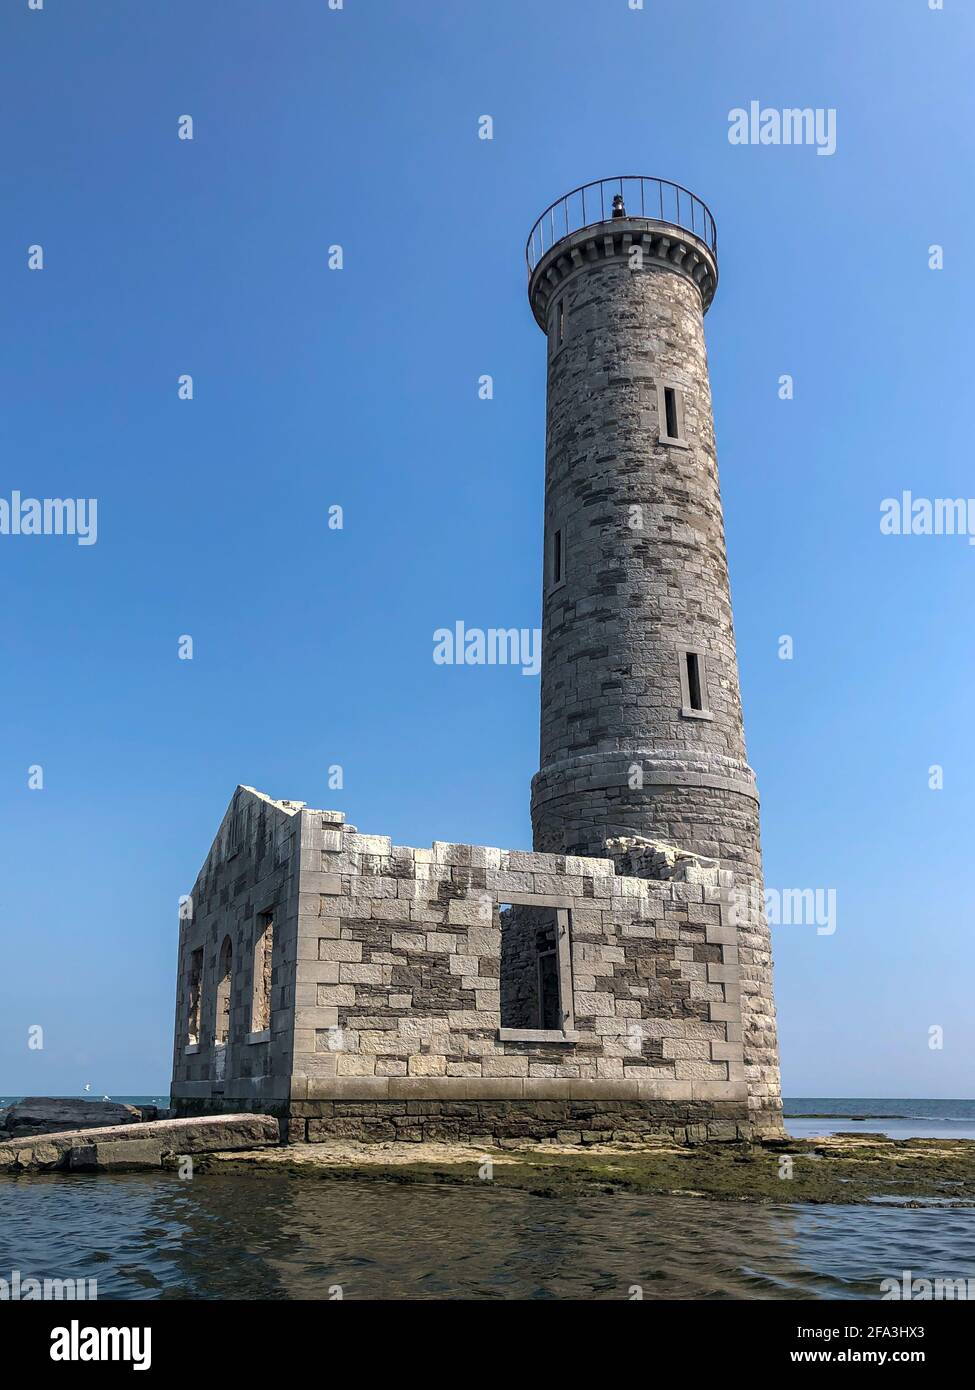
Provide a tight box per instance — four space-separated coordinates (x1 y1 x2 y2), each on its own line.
171 177 783 1144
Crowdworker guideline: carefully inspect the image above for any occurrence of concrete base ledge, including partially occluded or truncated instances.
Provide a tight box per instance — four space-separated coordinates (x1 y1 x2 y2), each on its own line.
291 1076 746 1104
0 1113 280 1172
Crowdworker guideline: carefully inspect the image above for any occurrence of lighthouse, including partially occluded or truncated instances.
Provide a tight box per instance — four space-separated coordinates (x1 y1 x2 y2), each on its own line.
170 177 783 1144
526 177 782 1127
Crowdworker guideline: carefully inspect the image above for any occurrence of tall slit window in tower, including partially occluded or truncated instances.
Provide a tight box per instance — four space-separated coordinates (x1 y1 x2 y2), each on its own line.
680 648 711 718
550 297 565 354
686 651 703 711
658 381 686 444
548 519 566 592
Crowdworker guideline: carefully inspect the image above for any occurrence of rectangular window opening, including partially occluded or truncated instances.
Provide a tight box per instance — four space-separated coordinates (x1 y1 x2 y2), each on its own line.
251 912 274 1034
552 527 563 585
557 298 565 345
686 650 704 711
664 385 680 440
228 803 247 858
537 948 560 1031
499 902 573 1037
187 947 203 1046
215 936 234 1048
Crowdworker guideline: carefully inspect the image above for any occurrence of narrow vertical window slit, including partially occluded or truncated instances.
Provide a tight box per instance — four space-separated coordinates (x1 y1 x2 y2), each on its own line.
665 386 679 440
686 651 703 711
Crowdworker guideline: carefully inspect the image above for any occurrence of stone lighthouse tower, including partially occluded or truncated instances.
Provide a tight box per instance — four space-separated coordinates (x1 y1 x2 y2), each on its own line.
526 177 782 1128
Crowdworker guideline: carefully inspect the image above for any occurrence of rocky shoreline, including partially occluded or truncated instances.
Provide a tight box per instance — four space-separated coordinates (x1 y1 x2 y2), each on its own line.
4 1097 973 1206
196 1133 975 1206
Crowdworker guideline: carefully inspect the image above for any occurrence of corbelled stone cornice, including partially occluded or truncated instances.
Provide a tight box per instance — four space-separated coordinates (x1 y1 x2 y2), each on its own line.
528 216 719 329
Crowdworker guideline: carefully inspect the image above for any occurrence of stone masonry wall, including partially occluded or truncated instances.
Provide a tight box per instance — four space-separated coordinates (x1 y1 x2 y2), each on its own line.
171 787 301 1107
287 805 755 1142
171 790 775 1141
533 247 754 812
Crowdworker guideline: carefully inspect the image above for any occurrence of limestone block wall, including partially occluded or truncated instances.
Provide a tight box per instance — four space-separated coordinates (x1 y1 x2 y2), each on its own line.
170 788 302 1106
170 790 778 1141
531 242 756 842
286 807 757 1142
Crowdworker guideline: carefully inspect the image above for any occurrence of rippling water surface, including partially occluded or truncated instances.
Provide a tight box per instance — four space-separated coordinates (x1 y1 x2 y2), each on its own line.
3 1172 974 1300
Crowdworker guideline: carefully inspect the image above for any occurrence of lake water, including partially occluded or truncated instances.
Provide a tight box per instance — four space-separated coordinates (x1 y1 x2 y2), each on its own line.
2 1097 973 1300
2 1169 975 1301
784 1097 975 1142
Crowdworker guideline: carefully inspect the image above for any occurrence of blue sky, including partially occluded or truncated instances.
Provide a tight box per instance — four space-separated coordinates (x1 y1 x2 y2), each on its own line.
1 0 972 1099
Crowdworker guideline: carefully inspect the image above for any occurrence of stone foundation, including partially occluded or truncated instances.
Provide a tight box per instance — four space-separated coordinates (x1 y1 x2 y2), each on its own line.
287 1098 751 1145
171 1092 753 1146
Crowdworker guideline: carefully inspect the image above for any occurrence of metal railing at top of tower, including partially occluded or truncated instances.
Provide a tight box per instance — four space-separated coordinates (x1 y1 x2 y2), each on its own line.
525 175 717 275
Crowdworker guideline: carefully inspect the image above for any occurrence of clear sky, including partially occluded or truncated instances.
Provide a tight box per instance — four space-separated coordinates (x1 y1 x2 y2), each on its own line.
1 0 972 1100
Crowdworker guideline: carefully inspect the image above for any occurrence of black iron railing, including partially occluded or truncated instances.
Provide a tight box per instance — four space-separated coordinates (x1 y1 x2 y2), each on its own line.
526 175 717 274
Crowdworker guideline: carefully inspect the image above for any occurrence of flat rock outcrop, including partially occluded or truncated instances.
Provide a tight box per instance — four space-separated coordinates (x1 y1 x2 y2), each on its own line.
2 1097 147 1139
203 1134 975 1206
0 1113 280 1172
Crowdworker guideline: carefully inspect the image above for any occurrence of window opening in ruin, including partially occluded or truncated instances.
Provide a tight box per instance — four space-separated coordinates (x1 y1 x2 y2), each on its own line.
499 903 572 1034
537 946 560 1030
187 947 203 1045
552 527 563 584
251 912 274 1033
228 803 246 858
215 935 233 1046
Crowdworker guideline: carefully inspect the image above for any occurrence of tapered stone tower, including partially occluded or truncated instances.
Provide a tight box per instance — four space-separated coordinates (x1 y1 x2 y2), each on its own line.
527 177 782 1129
